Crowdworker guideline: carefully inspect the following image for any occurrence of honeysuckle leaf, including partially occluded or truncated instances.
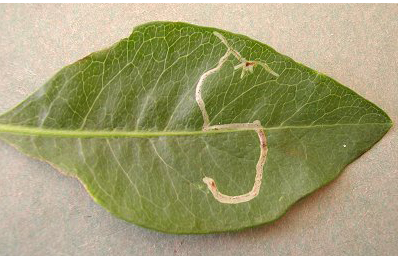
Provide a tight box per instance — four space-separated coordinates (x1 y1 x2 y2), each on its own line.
0 21 392 233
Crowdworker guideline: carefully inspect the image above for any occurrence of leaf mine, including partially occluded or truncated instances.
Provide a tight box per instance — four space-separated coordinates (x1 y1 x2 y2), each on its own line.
197 32 276 204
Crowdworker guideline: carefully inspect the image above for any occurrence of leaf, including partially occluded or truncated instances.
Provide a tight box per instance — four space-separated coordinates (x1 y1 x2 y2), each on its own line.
0 21 392 234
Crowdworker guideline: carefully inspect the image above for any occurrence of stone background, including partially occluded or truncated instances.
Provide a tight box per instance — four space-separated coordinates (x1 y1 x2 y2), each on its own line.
0 3 397 255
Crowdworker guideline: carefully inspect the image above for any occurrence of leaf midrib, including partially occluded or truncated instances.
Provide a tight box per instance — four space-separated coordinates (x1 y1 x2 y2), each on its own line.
0 122 391 138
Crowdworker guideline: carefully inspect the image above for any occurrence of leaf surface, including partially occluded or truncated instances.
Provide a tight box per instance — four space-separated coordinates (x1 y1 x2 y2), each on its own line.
0 21 392 233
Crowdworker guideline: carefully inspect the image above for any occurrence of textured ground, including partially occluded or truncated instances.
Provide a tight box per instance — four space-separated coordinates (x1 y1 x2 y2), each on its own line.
0 3 397 255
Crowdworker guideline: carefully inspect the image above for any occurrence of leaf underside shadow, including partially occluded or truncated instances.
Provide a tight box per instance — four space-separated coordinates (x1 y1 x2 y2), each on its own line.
0 21 392 234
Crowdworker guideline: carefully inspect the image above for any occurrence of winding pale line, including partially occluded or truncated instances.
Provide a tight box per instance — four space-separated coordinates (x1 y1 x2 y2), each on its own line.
196 31 278 204
195 49 232 127
203 121 268 204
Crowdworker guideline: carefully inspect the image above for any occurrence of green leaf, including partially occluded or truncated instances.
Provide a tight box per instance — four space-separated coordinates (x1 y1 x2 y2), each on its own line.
0 21 392 234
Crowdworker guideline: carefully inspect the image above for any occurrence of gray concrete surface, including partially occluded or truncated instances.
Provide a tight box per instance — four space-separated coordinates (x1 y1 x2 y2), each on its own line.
0 4 397 255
